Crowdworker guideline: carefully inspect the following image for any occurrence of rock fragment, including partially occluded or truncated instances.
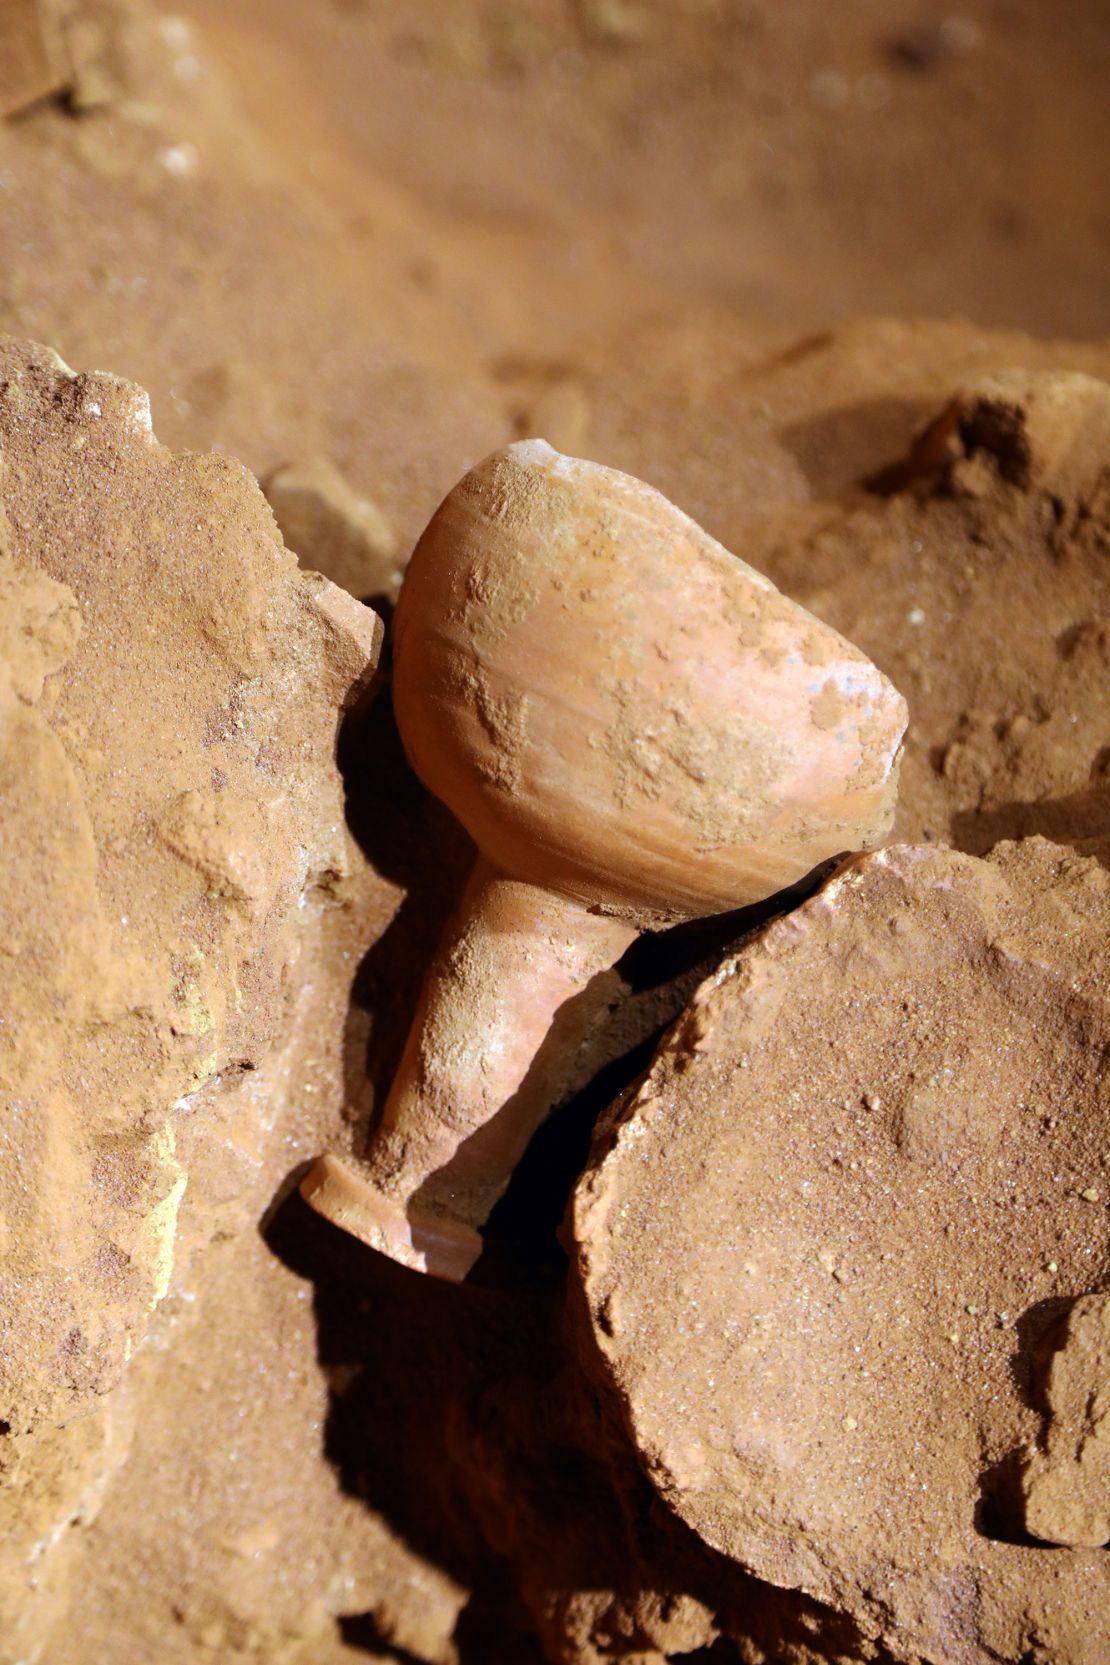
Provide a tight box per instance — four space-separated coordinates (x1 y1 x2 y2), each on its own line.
0 334 387 1656
573 837 1110 1664
265 453 400 604
1023 1294 1110 1549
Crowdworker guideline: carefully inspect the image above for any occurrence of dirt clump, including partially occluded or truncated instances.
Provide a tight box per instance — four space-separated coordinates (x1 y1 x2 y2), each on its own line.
0 332 454 1661
574 837 1110 1665
265 454 401 609
1021 1293 1110 1550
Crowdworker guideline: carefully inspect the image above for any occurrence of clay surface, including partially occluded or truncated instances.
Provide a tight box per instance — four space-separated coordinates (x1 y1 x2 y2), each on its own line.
329 443 905 1282
394 442 907 922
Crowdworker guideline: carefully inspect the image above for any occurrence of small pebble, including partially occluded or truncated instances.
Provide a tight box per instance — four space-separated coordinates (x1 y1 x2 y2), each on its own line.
157 143 199 178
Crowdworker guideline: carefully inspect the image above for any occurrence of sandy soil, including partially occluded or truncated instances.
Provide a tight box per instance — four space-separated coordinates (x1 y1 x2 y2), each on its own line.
1 2 1109 1662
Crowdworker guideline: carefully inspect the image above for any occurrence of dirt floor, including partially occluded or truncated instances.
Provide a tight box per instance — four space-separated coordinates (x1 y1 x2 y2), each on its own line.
1 2 1109 1662
189 0 1110 347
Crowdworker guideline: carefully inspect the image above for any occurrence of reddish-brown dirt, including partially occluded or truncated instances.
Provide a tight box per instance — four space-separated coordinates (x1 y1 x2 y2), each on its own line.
1 3 1109 1662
